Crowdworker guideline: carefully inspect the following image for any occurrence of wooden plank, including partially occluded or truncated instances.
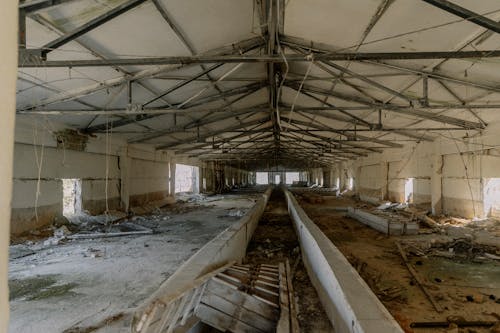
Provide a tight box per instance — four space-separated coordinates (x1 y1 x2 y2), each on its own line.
155 302 176 333
196 303 265 333
200 293 276 332
396 242 443 313
166 292 190 333
135 301 161 333
285 260 300 333
276 263 290 333
205 279 280 320
180 288 199 325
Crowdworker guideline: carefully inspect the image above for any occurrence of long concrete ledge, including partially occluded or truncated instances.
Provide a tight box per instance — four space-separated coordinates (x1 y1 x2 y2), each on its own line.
347 207 418 235
285 190 404 333
132 187 272 332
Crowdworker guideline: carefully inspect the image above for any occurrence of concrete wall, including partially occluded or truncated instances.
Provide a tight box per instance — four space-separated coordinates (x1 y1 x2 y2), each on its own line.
199 162 252 193
10 119 182 235
129 158 169 206
11 143 121 233
0 2 17 330
340 122 500 218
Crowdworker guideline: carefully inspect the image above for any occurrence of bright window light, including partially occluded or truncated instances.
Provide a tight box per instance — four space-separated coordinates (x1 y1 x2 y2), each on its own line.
286 172 300 184
256 172 268 185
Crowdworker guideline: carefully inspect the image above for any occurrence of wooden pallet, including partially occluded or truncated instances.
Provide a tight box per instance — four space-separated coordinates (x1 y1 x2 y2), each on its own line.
133 262 299 333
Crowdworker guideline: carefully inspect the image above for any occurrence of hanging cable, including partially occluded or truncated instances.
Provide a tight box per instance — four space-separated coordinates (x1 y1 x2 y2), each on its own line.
32 120 45 223
285 57 314 130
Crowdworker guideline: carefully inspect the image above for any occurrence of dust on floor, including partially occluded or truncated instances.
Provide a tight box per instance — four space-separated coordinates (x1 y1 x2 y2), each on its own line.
8 193 259 333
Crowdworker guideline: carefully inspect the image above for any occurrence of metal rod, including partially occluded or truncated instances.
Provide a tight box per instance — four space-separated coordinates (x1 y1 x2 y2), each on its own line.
19 50 500 67
420 0 500 33
41 0 148 55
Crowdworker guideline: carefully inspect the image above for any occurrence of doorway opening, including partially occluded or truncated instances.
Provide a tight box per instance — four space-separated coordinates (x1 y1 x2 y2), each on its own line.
62 179 82 217
175 164 199 193
275 174 281 184
483 178 500 217
404 178 414 203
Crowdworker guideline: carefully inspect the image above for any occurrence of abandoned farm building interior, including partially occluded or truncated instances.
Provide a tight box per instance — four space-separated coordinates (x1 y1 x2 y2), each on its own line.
2 0 500 332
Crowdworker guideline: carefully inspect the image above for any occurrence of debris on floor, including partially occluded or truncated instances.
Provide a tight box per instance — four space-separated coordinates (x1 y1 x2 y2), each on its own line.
297 191 500 333
8 192 261 333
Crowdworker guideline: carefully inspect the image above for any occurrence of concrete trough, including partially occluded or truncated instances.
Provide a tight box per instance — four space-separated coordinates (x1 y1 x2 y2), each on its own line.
347 207 419 235
133 187 272 333
285 190 404 333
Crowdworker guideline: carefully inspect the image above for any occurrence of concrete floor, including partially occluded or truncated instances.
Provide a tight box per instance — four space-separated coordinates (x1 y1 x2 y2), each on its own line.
8 193 259 333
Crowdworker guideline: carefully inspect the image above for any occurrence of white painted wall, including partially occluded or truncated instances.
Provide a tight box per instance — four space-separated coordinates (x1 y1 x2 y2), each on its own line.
130 158 169 199
0 1 17 330
345 122 500 218
10 119 186 233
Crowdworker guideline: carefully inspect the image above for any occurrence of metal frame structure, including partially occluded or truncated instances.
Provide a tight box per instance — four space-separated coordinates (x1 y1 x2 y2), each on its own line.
16 0 500 168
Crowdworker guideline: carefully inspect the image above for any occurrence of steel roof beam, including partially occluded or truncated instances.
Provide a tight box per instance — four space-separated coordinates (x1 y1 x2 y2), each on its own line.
281 35 500 95
83 82 265 132
20 49 500 67
174 125 275 154
20 37 263 110
127 105 266 143
293 82 484 129
41 0 147 56
287 86 374 127
295 110 403 148
280 117 382 153
421 0 500 33
155 116 271 150
19 0 82 12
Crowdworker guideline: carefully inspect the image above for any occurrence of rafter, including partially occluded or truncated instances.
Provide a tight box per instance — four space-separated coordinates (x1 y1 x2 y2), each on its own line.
285 84 374 127
174 124 275 154
20 37 263 111
420 0 500 33
41 0 147 56
19 0 83 12
290 82 484 129
155 116 271 150
26 13 175 108
127 105 267 143
281 35 500 95
294 111 403 148
84 82 265 133
19 49 500 68
280 117 383 153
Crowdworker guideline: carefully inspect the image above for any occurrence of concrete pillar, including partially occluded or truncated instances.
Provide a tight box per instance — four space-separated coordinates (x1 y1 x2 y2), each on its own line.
192 166 199 193
380 161 388 201
169 159 176 196
431 151 443 215
0 3 17 330
119 148 131 212
339 162 347 190
323 168 333 187
332 167 339 188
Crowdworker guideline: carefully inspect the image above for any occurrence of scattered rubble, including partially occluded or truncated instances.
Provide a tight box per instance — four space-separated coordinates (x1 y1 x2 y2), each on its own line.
298 191 500 333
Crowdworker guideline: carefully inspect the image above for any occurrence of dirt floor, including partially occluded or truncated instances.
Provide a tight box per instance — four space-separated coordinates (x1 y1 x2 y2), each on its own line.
244 189 334 333
8 193 260 333
294 191 500 333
